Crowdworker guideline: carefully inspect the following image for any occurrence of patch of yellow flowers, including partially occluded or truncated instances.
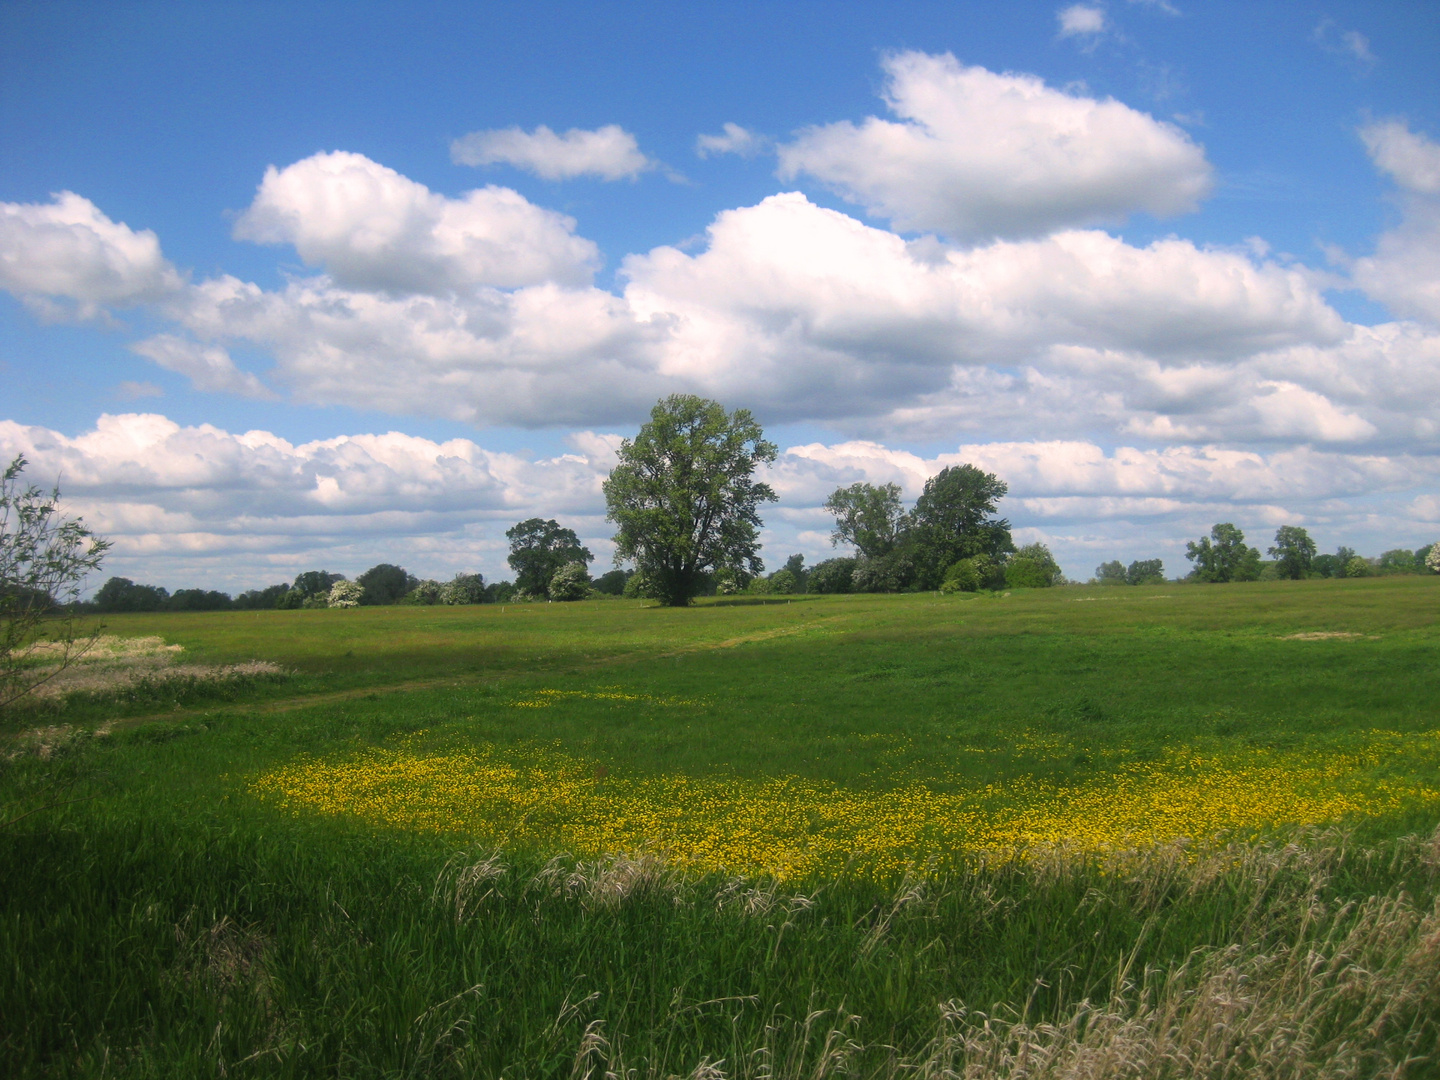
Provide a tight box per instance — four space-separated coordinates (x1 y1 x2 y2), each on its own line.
250 725 1440 880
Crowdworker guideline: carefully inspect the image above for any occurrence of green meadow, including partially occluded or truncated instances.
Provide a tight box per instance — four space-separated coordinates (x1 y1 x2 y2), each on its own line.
4 577 1440 1077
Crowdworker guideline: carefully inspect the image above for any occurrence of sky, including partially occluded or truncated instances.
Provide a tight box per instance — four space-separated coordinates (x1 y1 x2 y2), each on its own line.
2 0 1439 592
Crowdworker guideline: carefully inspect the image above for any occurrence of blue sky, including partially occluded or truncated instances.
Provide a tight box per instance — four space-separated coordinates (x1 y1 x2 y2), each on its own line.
3 1 1439 590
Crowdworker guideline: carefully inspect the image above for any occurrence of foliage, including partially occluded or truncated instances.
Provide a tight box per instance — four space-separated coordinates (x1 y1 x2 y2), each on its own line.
1005 542 1062 589
1268 526 1317 580
1095 560 1126 585
165 589 232 612
279 571 341 609
505 519 592 597
621 570 652 600
767 569 796 595
604 395 777 607
437 573 487 606
1377 548 1418 574
93 577 168 613
1427 544 1440 574
548 562 591 602
908 465 1013 588
233 584 289 611
1344 556 1371 578
852 551 917 593
1186 523 1263 583
1 456 109 714
356 563 416 606
823 482 905 559
939 559 978 594
593 569 630 596
406 580 442 605
713 568 742 595
326 581 362 608
746 574 773 595
781 554 807 592
807 557 855 594
1126 558 1165 585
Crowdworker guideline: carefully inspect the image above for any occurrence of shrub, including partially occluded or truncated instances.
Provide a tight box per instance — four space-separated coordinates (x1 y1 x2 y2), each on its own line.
1005 542 1062 588
548 562 591 601
807 558 856 594
327 580 363 608
593 569 630 595
1343 556 1370 578
357 563 415 605
768 569 796 595
440 573 486 605
1426 544 1440 574
852 551 916 593
622 571 652 600
1095 560 1126 585
1377 549 1418 574
407 580 442 605
746 575 773 595
1126 559 1166 585
713 568 742 595
943 559 982 593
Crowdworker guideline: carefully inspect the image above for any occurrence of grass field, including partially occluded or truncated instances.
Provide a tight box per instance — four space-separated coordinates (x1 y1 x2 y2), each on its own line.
3 578 1439 1077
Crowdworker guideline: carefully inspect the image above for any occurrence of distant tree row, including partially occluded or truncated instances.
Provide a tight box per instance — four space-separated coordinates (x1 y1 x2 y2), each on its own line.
1088 524 1439 586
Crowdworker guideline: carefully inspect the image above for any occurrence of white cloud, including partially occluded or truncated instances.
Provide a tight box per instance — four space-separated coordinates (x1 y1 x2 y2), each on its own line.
776 52 1212 240
232 151 599 292
451 124 653 181
5 413 1434 592
0 192 182 316
1312 19 1377 67
129 335 275 399
696 123 768 159
1351 122 1440 324
1057 5 1106 38
152 191 1348 432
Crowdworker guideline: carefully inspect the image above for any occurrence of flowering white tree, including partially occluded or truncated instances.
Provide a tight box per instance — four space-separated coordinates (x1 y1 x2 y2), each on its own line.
327 580 363 608
1427 545 1440 574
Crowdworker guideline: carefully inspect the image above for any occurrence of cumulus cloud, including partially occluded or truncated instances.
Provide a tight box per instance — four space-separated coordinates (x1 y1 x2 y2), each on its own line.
696 123 768 159
153 190 1350 432
233 151 599 292
1350 121 1440 324
5 412 1435 591
451 124 652 181
776 52 1213 240
129 335 275 398
0 191 182 316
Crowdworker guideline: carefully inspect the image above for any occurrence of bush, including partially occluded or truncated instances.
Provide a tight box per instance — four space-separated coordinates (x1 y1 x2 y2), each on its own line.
1126 559 1165 585
942 559 982 593
746 575 773 595
548 562 591 601
234 584 289 610
1005 543 1062 589
440 573 486 605
1343 556 1370 578
593 569 630 596
407 580 442 605
713 568 743 595
1377 549 1419 574
1095 560 1126 585
807 558 855 594
1426 544 1440 574
93 577 168 613
327 580 363 608
166 588 232 611
357 563 415 605
622 571 652 600
768 569 796 595
852 552 916 593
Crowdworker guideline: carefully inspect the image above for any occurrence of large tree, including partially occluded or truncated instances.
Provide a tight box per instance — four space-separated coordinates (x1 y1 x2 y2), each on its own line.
604 395 777 607
823 482 905 560
1268 526 1317 580
1186 523 1262 582
908 464 1013 587
506 518 592 596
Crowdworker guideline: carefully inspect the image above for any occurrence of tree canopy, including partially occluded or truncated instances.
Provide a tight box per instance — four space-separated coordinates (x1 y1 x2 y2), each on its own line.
823 483 905 560
1186 524 1262 583
603 395 777 607
506 519 592 596
1269 526 1317 580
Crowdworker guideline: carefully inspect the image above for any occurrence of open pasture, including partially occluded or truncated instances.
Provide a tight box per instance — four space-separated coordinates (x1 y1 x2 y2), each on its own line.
4 578 1440 1077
